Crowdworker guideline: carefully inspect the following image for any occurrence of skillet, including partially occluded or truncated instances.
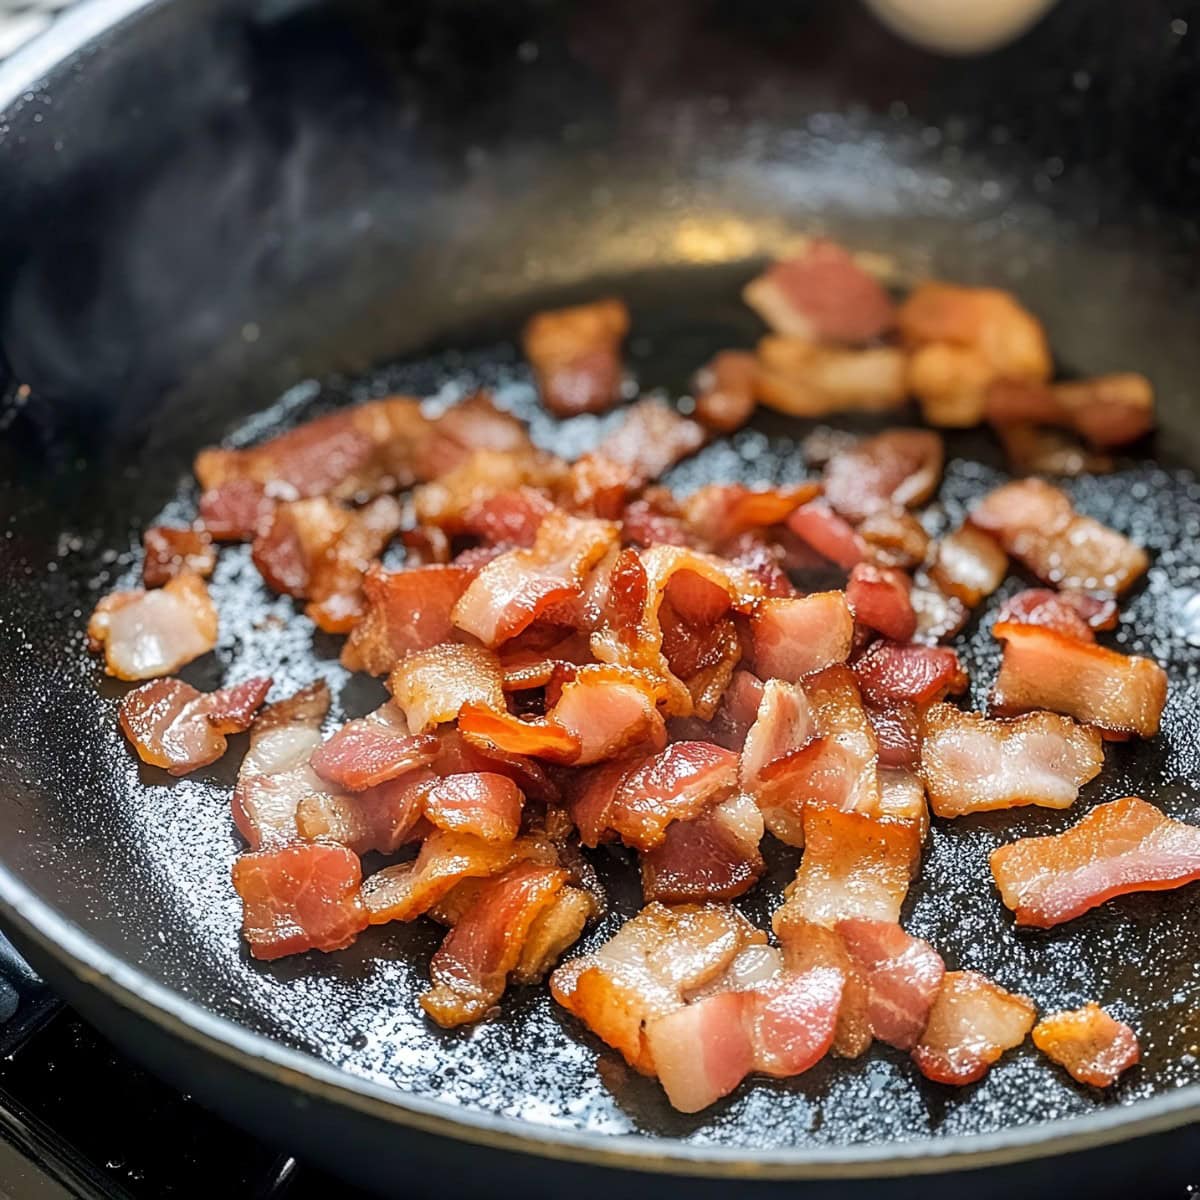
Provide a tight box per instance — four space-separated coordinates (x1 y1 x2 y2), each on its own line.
1 0 1199 1194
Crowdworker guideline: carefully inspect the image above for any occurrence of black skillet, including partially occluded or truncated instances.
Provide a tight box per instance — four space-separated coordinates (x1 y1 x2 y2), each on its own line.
1 0 1200 1195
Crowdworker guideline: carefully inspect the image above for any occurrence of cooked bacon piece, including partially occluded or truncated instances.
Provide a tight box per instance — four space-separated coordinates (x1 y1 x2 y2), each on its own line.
142 526 216 588
868 704 922 770
853 640 966 708
691 351 759 434
722 532 797 598
846 563 916 641
232 681 331 848
452 512 618 647
986 374 1154 448
909 575 970 644
645 964 844 1112
836 919 945 1050
420 393 536 479
930 526 1007 608
991 621 1167 738
641 792 764 903
87 573 218 681
785 500 867 570
309 703 439 792
859 508 930 571
341 563 476 675
522 298 629 417
295 772 430 854
559 453 640 520
432 727 559 805
421 773 524 842
232 842 368 961
461 486 554 548
823 429 944 523
877 766 930 849
921 703 1103 818
388 644 505 734
740 678 814 804
458 702 582 763
705 669 765 750
593 398 707 483
994 588 1118 643
682 482 820 545
421 863 569 1027
996 424 1113 479
743 241 895 343
755 339 907 417
549 902 767 1073
1032 1004 1140 1087
969 479 1148 594
906 342 999 429
198 478 275 541
750 592 854 682
911 971 1036 1084
497 631 593 692
990 795 1200 927
620 490 695 549
513 886 597 984
119 675 271 775
546 664 667 764
775 805 920 928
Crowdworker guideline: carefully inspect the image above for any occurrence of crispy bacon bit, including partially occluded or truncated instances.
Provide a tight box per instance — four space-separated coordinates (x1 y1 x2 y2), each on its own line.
1032 1004 1140 1087
969 478 1148 594
921 703 1103 818
930 526 1007 608
232 842 368 961
549 902 767 1073
991 621 1168 738
462 486 554 547
341 563 476 676
986 374 1154 448
743 241 895 343
682 482 821 545
142 526 216 587
853 640 966 707
119 675 271 775
823 429 944 523
546 664 667 764
911 971 1037 1084
388 644 505 734
722 532 797 598
990 795 1200 928
295 773 429 854
755 339 907 417
909 575 970 644
785 499 867 569
692 351 759 434
522 298 630 417
836 919 945 1050
593 398 707 484
750 592 854 682
87 573 218 681
641 792 764 903
996 424 1114 479
846 563 916 641
859 508 931 571
420 773 524 842
198 479 275 541
458 702 582 763
994 588 1118 643
309 703 439 792
513 886 597 984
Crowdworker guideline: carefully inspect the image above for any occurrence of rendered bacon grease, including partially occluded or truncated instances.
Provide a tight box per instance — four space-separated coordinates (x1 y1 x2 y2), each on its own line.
89 242 1176 1110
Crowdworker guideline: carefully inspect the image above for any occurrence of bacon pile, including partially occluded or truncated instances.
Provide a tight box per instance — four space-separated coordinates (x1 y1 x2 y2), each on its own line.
87 241 1177 1113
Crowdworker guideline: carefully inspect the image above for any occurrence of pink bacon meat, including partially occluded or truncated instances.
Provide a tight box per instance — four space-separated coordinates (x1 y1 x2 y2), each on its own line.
309 703 440 792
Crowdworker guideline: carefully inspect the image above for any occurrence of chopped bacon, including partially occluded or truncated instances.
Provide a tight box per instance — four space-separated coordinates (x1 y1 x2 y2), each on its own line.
498 631 593 692
513 886 597 984
994 588 1118 643
620 491 696 549
119 675 271 775
911 971 1036 1085
309 703 439 792
341 563 477 675
721 532 797 598
921 703 1104 818
990 795 1200 927
559 453 639 520
859 508 930 571
232 842 368 961
641 792 764 903
388 644 505 734
593 398 707 483
142 526 216 587
691 351 759 434
909 575 970 644
822 429 944 523
846 563 916 641
868 703 922 769
877 766 931 849
749 592 854 682
991 621 1168 738
232 681 330 848
986 373 1154 448
549 902 767 1073
1032 1004 1141 1087
458 702 582 763
755 339 907 417
743 241 895 343
87 573 218 681
546 664 667 764
969 478 1148 594
996 424 1113 478
420 772 524 842
836 919 945 1050
462 486 554 547
295 772 430 854
522 298 629 417
706 669 766 750
740 678 814 807
785 499 867 569
452 512 618 647
198 478 275 541
432 727 559 805
930 526 1007 608
400 524 452 566
682 482 820 545
421 393 536 478
853 640 966 707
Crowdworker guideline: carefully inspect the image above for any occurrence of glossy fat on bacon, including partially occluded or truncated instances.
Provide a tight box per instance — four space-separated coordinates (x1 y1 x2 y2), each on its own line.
87 573 218 680
743 241 895 343
853 640 967 708
993 588 1118 643
930 525 1007 608
522 299 629 417
877 766 930 850
388 644 505 734
822 429 944 523
119 675 271 775
232 842 368 961
549 902 767 1073
707 669 766 750
969 478 1148 594
682 482 820 546
859 508 931 571
921 703 1104 818
990 795 1200 928
421 772 524 842
421 863 569 1027
739 678 814 805
457 703 582 764
846 563 917 641
513 886 598 985
868 704 922 770
295 772 429 855
142 526 216 588
750 592 854 682
755 339 907 418
546 664 667 764
911 971 1037 1085
909 575 970 645
309 703 439 792
1032 1003 1140 1087
785 500 867 570
692 351 759 434
991 621 1168 738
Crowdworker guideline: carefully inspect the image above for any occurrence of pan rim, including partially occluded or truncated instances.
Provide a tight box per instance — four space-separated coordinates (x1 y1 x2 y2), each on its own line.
1 0 1198 1178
